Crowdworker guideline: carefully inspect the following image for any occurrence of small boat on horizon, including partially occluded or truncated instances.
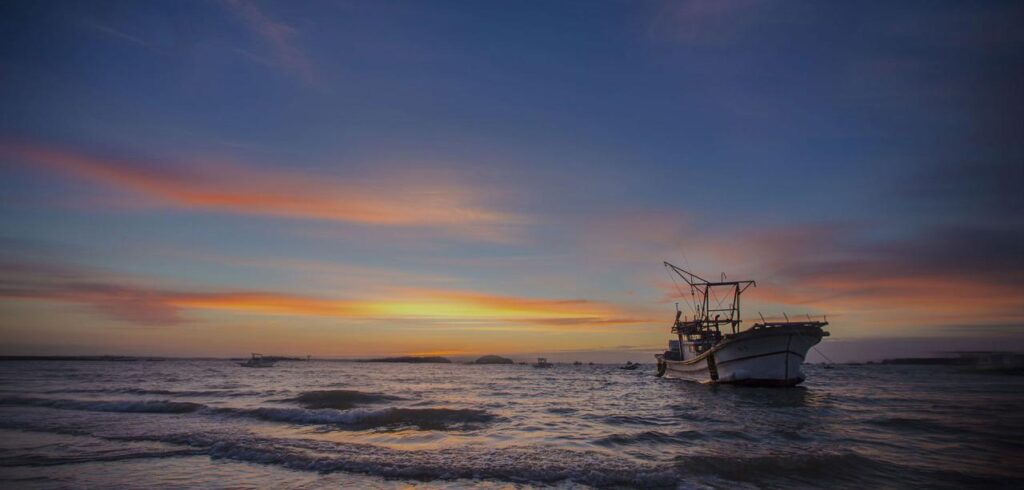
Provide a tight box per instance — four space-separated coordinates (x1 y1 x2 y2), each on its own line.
656 262 829 386
620 361 639 370
533 357 553 368
238 353 277 368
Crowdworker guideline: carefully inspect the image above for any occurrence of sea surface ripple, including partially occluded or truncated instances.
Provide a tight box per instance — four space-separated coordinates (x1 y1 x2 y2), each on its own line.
0 360 1022 488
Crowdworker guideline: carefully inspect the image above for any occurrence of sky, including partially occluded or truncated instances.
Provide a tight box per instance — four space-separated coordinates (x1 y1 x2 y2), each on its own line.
1 0 1022 362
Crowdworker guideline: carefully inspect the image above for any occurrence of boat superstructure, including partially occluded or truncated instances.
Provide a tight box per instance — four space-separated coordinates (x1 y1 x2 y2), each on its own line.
238 353 277 368
656 262 828 386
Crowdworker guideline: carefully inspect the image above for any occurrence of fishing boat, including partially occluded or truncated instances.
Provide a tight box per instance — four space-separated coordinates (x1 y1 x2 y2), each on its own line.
533 357 553 368
656 262 829 386
620 361 639 370
238 353 276 368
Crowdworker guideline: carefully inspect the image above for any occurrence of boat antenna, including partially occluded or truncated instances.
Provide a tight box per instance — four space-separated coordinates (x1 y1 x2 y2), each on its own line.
783 312 789 322
759 312 766 323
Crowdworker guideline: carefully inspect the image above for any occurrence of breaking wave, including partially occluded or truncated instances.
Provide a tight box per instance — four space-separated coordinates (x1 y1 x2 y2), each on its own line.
203 438 676 486
0 396 494 431
216 406 497 430
280 390 402 410
0 397 203 414
0 448 206 467
56 388 263 397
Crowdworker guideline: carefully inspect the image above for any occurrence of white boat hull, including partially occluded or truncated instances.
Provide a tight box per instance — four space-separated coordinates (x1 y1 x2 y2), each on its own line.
659 325 825 386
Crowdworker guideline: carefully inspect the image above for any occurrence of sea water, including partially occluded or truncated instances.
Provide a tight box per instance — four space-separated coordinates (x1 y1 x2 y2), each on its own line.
0 360 1022 488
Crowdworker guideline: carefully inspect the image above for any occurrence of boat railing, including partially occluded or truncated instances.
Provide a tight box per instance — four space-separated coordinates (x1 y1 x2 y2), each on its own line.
750 320 829 330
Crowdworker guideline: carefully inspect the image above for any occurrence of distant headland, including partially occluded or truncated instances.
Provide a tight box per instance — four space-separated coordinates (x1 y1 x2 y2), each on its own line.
362 356 452 363
473 355 514 364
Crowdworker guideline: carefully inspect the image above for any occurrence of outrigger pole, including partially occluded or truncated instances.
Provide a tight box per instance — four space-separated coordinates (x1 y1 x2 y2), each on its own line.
663 262 756 335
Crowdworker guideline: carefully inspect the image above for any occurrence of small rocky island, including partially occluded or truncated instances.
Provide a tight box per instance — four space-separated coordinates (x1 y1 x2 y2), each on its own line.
473 355 514 365
364 356 451 363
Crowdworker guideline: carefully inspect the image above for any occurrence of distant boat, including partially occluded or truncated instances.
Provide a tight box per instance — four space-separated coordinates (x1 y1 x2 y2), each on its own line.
573 360 583 366
238 353 276 368
620 361 639 370
656 262 829 386
533 357 553 368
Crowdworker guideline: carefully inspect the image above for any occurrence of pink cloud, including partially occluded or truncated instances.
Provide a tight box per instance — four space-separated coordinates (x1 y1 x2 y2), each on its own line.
1 140 528 242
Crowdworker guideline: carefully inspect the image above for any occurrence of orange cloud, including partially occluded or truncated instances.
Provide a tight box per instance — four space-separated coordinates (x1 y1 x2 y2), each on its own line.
657 223 1024 333
0 261 651 329
1 141 527 241
164 288 651 327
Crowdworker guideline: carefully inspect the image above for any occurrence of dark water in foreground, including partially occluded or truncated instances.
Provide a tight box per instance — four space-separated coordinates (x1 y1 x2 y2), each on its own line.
0 360 1022 489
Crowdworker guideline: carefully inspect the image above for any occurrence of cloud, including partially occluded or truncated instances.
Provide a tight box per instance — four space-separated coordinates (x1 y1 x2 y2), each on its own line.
223 0 317 83
647 0 771 46
0 261 184 325
665 223 1024 331
0 140 528 241
0 261 652 329
80 19 148 47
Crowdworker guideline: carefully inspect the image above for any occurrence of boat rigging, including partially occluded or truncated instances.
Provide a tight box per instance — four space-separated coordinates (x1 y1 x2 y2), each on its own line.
657 261 829 386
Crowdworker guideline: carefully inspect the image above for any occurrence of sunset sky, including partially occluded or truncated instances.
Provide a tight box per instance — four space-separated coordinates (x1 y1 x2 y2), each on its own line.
1 1 1021 361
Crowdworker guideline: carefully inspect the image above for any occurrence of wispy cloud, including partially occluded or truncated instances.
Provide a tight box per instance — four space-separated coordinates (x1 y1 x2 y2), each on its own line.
223 0 317 83
1 140 528 241
647 0 771 46
79 19 148 47
0 261 652 329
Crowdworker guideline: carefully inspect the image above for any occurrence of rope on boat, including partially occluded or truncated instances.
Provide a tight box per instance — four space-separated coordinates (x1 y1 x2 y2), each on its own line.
665 266 699 316
811 344 836 366
788 318 837 366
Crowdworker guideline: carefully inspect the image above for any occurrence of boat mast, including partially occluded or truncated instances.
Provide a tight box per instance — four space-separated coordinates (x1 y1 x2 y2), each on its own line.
663 262 755 334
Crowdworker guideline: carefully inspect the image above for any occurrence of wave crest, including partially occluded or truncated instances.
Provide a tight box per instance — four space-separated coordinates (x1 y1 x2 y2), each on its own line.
218 406 496 430
0 397 204 414
281 390 401 410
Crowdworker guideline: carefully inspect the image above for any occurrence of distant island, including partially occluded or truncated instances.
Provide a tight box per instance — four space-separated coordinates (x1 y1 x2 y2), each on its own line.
230 355 310 362
363 356 451 363
881 352 1023 373
0 356 164 362
881 357 969 366
473 355 514 365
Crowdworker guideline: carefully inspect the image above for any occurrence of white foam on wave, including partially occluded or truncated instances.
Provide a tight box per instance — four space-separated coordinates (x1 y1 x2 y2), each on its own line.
0 396 494 430
214 406 496 430
200 435 677 486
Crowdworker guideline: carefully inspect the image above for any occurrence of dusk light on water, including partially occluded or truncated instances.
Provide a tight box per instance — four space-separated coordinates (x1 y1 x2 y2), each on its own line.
1 1 1022 488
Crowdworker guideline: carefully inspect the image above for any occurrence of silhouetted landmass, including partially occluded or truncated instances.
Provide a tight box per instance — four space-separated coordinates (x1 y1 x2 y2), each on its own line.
474 355 514 365
230 356 309 362
0 356 163 362
882 357 969 365
882 352 1024 373
364 356 451 363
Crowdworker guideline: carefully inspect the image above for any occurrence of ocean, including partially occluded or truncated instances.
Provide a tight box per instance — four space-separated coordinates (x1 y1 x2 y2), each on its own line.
0 360 1022 488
